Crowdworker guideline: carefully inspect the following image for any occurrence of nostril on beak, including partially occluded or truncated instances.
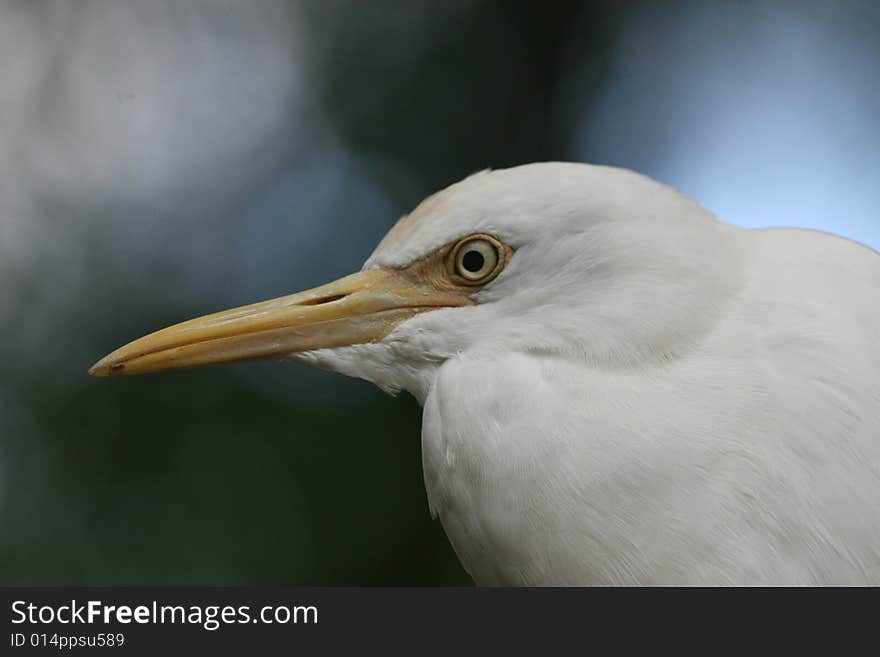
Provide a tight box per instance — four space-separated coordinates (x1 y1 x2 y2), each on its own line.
298 294 347 307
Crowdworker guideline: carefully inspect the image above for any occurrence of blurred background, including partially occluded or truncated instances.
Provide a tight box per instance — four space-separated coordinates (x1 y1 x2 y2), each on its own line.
1 0 878 585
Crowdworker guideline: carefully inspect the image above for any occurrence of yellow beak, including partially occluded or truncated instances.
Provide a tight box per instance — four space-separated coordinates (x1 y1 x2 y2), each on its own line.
89 268 469 377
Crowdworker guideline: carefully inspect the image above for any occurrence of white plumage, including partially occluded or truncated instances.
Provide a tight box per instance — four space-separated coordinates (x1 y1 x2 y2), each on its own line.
94 161 880 585
300 163 880 585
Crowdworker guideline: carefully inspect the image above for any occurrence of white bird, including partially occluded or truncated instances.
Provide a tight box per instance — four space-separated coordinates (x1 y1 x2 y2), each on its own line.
91 162 880 585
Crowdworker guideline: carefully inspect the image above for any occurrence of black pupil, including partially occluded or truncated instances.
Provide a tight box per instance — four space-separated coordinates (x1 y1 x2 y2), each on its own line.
461 249 485 273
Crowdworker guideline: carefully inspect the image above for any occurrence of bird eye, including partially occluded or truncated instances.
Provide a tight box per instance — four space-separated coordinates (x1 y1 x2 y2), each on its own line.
450 235 504 284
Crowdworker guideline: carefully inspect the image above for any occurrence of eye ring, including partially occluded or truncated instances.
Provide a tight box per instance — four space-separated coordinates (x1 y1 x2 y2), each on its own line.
448 234 507 285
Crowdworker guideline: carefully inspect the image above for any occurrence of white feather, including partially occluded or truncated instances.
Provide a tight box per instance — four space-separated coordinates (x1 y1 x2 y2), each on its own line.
300 162 880 585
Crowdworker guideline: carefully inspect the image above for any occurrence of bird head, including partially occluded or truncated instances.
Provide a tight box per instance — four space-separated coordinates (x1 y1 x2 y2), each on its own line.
90 162 740 400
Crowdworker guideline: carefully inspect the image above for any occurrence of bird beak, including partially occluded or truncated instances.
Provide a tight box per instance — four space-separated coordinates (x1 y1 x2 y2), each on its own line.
89 268 469 377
